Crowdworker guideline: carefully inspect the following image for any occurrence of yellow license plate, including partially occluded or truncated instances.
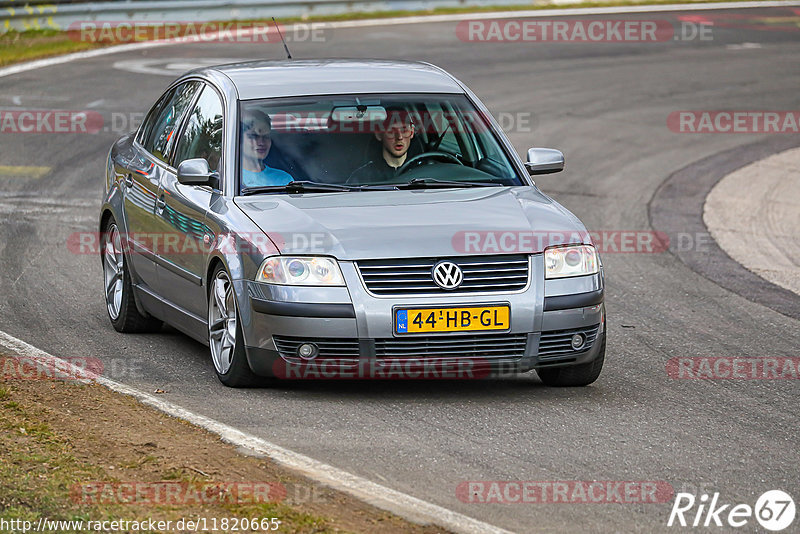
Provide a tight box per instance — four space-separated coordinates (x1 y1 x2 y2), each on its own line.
395 305 510 334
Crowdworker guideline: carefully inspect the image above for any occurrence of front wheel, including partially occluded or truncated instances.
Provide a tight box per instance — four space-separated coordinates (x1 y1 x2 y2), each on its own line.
536 332 605 387
208 265 259 387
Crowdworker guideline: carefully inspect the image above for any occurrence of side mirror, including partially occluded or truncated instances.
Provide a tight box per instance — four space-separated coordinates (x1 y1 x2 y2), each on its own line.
177 158 219 188
525 148 565 175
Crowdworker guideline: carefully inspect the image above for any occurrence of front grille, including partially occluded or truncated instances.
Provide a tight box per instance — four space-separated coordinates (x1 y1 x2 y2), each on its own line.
273 336 360 361
538 325 600 360
356 255 530 296
375 333 528 360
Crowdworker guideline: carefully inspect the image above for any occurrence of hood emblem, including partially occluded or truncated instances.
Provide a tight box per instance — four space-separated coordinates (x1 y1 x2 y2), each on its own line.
432 261 463 290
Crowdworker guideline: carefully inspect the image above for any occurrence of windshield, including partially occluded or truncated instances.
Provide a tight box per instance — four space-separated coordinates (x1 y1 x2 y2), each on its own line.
238 94 525 194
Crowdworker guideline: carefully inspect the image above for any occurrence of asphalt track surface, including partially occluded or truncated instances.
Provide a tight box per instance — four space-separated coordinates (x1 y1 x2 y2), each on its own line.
1 6 800 532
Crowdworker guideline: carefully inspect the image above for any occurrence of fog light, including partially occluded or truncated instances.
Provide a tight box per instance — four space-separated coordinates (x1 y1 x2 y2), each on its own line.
570 334 585 350
297 343 318 360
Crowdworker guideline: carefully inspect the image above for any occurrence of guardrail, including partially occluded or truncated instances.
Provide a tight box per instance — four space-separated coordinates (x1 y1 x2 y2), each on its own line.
0 0 540 33
0 0 112 7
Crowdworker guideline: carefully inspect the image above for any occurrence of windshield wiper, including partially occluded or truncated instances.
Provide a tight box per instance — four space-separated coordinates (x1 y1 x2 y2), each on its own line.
241 181 356 195
393 178 500 189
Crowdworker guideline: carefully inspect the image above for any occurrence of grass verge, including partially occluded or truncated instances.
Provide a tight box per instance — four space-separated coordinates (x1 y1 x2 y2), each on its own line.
0 351 446 533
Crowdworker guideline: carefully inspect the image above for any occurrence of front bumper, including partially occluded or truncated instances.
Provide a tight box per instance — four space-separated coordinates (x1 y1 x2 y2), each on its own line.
236 256 605 378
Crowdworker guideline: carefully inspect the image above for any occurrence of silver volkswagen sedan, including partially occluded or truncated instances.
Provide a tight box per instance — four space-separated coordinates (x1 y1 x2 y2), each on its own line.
100 59 605 387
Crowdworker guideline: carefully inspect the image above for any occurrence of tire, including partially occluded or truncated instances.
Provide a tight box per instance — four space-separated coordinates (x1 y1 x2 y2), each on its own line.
102 218 162 333
536 330 605 387
208 264 260 387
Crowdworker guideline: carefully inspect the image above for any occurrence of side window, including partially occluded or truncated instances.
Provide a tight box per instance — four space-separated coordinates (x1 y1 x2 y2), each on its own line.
136 88 174 145
173 86 224 172
143 81 201 164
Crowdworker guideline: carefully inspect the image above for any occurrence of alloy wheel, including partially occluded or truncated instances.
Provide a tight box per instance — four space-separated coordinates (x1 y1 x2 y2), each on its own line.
103 224 124 320
209 270 237 375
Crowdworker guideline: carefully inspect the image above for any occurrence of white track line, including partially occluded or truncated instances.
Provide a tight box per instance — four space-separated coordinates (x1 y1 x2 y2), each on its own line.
0 330 512 534
2 1 799 79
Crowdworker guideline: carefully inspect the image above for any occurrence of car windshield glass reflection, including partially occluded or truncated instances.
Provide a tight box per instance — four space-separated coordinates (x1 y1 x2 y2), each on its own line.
238 94 523 194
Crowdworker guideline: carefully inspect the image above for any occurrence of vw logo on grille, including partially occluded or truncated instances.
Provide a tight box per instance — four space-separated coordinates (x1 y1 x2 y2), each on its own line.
432 261 463 290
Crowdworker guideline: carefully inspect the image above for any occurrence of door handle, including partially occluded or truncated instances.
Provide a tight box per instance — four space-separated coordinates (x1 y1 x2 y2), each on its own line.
155 196 166 211
123 174 133 187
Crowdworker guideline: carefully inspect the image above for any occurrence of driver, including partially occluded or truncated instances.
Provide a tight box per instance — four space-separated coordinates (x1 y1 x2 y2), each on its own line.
348 108 415 184
241 109 294 188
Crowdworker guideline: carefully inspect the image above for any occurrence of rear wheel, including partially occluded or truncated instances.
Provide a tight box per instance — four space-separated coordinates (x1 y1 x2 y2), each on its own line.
208 265 259 387
102 219 162 333
536 331 605 387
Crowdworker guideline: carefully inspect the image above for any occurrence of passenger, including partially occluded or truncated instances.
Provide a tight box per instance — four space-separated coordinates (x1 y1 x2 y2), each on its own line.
240 109 293 187
348 108 415 184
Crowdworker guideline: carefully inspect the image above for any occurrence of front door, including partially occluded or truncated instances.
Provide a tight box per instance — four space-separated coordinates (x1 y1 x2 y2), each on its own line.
154 84 224 330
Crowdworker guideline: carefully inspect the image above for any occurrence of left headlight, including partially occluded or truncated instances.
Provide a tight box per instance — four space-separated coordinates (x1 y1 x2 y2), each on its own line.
544 245 599 279
256 256 345 286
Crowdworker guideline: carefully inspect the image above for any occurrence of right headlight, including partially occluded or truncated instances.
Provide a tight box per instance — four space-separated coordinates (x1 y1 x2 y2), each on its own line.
544 244 599 279
256 256 345 286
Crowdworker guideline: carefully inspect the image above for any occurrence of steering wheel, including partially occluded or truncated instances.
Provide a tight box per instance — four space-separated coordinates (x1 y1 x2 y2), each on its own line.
397 151 463 176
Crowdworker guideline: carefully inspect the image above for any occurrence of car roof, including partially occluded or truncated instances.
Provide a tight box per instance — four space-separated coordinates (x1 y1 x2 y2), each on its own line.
195 59 466 100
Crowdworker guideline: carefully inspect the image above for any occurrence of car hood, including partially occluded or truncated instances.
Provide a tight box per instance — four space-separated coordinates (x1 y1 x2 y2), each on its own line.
234 187 589 260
